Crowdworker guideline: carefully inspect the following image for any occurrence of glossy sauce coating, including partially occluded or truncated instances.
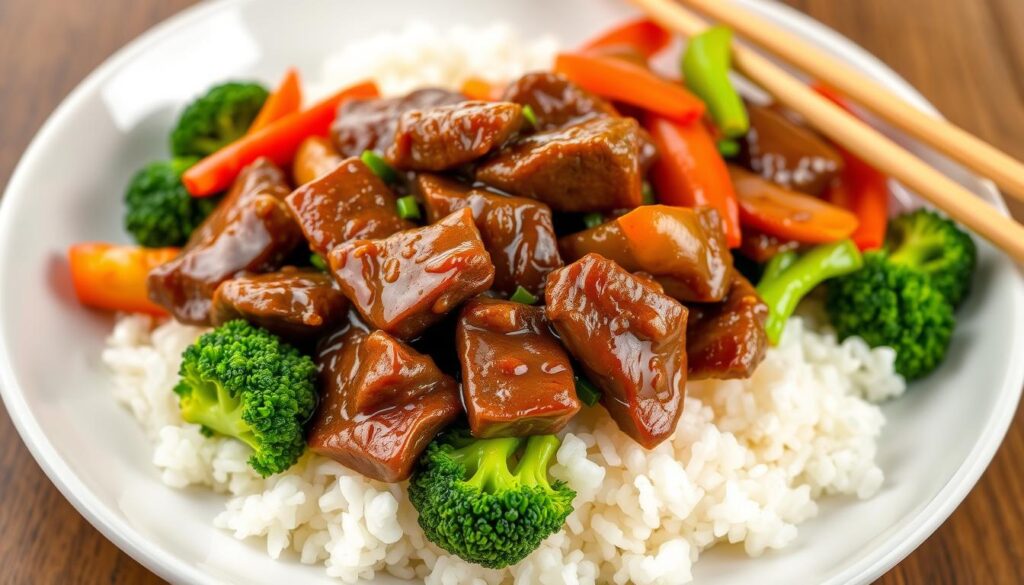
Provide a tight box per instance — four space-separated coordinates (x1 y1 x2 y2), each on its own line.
386 101 524 171
475 116 644 212
737 103 844 196
739 228 801 263
417 174 562 295
331 88 465 157
308 327 462 482
686 274 768 380
545 254 688 449
210 267 348 344
292 136 343 186
328 208 495 340
285 157 412 257
560 205 734 302
147 158 301 325
456 298 580 438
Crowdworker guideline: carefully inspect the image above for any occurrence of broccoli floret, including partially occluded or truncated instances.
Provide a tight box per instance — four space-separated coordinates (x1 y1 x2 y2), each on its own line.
408 431 575 569
885 209 977 306
123 158 219 247
826 252 954 380
171 82 269 158
174 320 317 476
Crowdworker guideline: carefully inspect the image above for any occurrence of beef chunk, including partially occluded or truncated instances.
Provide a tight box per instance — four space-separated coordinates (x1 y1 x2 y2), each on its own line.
331 88 465 157
386 102 524 171
328 208 495 340
456 298 579 438
545 254 688 449
687 274 768 380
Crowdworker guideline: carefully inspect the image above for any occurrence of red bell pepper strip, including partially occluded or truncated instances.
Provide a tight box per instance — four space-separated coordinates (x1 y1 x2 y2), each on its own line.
554 53 705 123
645 113 742 247
248 68 303 134
68 243 179 316
579 17 672 59
813 83 889 250
461 77 502 101
730 165 859 244
183 80 379 196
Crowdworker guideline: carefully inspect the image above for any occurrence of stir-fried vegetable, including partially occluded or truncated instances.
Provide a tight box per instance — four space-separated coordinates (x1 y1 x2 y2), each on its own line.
521 104 538 127
171 82 269 158
360 149 399 183
646 114 741 247
554 52 705 123
183 80 379 196
68 243 179 316
730 166 859 244
885 209 977 307
395 195 421 220
175 320 317 476
508 285 538 305
682 26 749 138
461 77 501 101
409 431 574 569
574 374 602 406
717 138 740 157
124 157 218 247
579 17 672 58
757 239 863 344
248 68 303 134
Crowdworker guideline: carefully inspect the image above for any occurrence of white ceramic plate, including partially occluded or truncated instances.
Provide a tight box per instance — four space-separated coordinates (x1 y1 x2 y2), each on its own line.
1 0 1022 583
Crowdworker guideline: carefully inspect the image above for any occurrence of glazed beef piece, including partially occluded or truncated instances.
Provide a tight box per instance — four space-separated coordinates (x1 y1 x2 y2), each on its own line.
386 102 524 171
737 103 844 196
476 116 645 212
332 88 465 157
308 327 462 482
687 274 768 380
456 298 580 438
285 157 412 257
210 267 348 343
417 174 562 295
147 158 302 325
545 254 688 449
328 208 495 340
293 137 343 186
560 205 734 302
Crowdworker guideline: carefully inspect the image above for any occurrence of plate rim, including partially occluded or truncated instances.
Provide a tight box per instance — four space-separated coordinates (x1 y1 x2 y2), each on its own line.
0 1 1021 584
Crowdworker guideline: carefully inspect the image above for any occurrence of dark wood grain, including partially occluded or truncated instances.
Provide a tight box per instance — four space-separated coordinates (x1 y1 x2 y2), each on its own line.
0 0 1021 583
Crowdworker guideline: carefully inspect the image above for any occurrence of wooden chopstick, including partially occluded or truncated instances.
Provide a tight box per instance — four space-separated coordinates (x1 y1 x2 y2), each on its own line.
676 0 1024 205
630 0 1024 264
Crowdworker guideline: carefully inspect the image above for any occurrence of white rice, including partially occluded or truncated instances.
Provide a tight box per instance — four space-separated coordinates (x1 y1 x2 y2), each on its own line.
102 24 907 584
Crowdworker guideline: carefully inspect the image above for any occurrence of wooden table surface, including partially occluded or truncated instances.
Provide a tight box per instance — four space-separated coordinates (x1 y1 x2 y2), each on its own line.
0 0 1021 583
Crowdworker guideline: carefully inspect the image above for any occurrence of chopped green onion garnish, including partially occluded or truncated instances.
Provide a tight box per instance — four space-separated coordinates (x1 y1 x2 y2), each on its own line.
574 375 602 406
717 138 740 158
521 105 538 127
642 181 657 205
509 285 539 305
360 150 399 184
396 195 421 220
582 212 605 229
310 253 328 272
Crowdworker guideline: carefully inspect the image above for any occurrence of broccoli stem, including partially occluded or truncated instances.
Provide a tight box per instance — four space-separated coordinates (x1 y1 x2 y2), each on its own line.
181 375 257 449
887 237 939 269
455 437 522 492
757 240 863 344
514 435 561 490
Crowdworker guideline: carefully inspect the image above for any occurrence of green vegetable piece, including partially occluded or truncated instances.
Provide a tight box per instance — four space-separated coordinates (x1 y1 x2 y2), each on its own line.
174 320 317 477
171 82 269 158
826 252 954 380
757 240 863 344
522 104 538 127
396 195 421 220
360 149 400 184
582 212 605 229
759 249 798 285
574 375 602 407
717 138 741 158
509 285 539 305
408 431 575 569
124 157 219 247
682 26 749 138
885 209 976 307
310 253 328 272
641 181 657 205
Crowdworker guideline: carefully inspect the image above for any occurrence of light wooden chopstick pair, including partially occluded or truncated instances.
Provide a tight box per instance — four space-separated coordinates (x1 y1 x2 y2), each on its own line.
631 0 1024 263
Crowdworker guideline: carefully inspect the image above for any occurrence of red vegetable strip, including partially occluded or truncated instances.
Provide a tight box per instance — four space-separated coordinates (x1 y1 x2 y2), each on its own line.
554 53 705 123
645 113 742 247
248 68 303 134
579 17 672 59
68 243 179 316
184 80 379 196
813 83 889 250
461 77 503 101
